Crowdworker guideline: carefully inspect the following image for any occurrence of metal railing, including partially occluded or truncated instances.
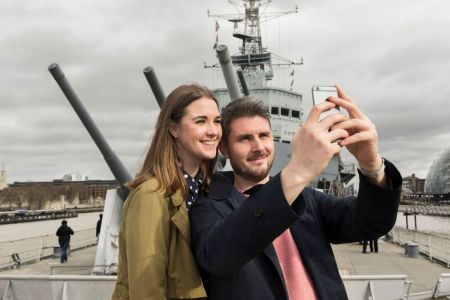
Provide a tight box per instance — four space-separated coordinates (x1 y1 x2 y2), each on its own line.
50 264 116 275
342 275 410 300
389 226 450 268
0 228 97 270
398 205 450 216
0 274 427 300
0 275 116 300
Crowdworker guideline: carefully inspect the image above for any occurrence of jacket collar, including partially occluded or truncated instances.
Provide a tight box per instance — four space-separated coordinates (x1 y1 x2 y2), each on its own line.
170 188 185 208
208 171 244 210
209 171 234 198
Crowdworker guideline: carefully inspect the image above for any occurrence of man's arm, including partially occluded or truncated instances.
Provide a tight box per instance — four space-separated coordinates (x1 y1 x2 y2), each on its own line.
315 159 402 244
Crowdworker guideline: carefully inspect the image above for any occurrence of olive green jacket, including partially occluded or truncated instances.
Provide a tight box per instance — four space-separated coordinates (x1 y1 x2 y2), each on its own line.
111 178 206 300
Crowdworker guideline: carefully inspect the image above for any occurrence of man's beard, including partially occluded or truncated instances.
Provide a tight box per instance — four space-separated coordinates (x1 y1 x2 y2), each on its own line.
230 154 273 183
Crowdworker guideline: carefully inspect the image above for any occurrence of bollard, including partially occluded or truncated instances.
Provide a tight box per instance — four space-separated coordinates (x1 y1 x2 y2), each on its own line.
405 242 419 257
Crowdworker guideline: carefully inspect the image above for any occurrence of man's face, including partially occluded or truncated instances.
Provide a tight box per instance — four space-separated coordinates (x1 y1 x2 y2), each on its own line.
220 116 274 184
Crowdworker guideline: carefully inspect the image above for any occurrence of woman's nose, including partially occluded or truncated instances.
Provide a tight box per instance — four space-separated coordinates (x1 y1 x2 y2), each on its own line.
206 122 220 136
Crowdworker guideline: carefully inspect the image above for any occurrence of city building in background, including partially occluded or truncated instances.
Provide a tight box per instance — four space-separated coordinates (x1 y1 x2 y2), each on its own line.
403 174 426 193
62 172 89 182
0 173 118 211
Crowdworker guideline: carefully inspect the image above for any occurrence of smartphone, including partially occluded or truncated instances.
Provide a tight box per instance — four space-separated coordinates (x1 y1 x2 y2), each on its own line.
312 86 340 121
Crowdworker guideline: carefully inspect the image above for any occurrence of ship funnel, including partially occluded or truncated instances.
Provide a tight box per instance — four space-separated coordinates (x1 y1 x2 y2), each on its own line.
216 45 242 101
143 67 166 108
48 63 131 200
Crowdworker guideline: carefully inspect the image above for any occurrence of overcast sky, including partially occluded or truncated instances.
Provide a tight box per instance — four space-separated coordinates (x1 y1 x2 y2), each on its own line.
1 0 449 184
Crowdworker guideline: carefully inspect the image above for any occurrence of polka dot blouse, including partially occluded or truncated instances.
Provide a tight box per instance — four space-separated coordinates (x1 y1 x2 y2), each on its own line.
182 169 203 211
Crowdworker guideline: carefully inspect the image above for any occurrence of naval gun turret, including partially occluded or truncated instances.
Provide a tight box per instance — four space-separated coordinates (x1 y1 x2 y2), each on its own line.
49 63 159 275
48 63 171 274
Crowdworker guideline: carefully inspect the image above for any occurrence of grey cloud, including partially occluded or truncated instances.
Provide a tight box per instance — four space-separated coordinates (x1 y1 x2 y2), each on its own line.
1 0 450 183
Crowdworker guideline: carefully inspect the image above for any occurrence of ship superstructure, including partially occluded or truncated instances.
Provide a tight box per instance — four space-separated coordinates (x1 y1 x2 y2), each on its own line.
207 0 355 194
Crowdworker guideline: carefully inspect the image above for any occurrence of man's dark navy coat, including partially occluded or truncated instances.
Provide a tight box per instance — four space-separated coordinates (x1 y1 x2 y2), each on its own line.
190 161 401 300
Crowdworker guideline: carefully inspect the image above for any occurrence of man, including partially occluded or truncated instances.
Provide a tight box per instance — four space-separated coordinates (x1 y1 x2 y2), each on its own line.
363 239 379 253
56 219 74 263
96 213 103 239
190 86 401 300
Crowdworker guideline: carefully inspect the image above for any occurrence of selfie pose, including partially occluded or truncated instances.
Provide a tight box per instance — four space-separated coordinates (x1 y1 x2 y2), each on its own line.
190 87 402 300
111 84 221 300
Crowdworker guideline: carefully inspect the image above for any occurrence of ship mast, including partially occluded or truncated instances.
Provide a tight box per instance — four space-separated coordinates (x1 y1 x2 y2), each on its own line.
208 0 301 86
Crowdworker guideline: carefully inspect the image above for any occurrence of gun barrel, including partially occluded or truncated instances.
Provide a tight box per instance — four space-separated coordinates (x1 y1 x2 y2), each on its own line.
48 63 131 199
237 70 249 96
143 67 166 108
216 45 242 101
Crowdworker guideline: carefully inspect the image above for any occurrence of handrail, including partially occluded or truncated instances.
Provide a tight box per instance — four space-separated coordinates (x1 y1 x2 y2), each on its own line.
0 228 97 270
389 226 450 268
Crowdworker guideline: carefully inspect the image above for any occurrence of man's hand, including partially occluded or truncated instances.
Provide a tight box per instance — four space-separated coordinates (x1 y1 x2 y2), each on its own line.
281 100 349 204
328 85 386 186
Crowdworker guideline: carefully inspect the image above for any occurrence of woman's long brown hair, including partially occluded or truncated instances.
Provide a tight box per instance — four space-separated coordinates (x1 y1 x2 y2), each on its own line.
127 84 219 197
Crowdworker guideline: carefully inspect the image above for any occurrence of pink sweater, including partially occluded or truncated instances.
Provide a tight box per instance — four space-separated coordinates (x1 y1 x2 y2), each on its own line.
273 229 317 300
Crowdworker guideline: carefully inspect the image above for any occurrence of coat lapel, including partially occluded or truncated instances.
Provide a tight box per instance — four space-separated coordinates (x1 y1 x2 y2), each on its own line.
262 244 288 293
229 189 289 297
170 190 191 246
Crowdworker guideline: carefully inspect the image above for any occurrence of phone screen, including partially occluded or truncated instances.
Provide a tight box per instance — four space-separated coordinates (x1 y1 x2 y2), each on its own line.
312 86 340 120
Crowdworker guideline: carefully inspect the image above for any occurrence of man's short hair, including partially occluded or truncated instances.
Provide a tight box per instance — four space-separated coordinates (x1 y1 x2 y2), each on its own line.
221 96 271 144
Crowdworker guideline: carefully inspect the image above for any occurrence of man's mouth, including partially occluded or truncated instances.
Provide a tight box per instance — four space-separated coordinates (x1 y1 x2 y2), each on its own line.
248 153 267 162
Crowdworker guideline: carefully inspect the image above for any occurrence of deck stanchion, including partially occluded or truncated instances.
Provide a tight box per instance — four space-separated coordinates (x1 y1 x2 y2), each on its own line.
428 235 432 260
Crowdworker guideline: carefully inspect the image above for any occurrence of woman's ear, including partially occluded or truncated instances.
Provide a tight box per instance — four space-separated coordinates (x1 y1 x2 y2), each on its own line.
168 122 179 139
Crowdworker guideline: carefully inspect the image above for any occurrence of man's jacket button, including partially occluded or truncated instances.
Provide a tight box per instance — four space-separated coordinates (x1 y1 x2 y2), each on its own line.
254 207 263 217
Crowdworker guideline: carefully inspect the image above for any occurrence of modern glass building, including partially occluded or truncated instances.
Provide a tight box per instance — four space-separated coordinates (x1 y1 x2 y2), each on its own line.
424 148 450 194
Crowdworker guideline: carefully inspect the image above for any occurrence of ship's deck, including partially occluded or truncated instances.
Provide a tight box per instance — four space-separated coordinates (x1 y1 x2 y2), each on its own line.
332 240 448 294
1 239 449 297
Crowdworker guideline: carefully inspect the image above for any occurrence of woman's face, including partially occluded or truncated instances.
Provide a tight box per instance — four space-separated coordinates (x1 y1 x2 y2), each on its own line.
170 97 222 169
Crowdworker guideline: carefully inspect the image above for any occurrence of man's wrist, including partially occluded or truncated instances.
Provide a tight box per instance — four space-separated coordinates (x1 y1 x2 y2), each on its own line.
358 156 385 179
280 165 309 205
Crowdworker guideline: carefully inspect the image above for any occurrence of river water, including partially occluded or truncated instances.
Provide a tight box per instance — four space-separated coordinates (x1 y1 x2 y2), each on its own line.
395 212 450 237
1 211 449 242
0 212 100 242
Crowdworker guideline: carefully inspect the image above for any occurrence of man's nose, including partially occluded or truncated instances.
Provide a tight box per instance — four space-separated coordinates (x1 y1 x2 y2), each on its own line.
252 137 265 152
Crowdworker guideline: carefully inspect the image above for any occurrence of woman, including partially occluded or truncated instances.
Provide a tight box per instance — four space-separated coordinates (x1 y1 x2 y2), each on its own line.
112 84 221 300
